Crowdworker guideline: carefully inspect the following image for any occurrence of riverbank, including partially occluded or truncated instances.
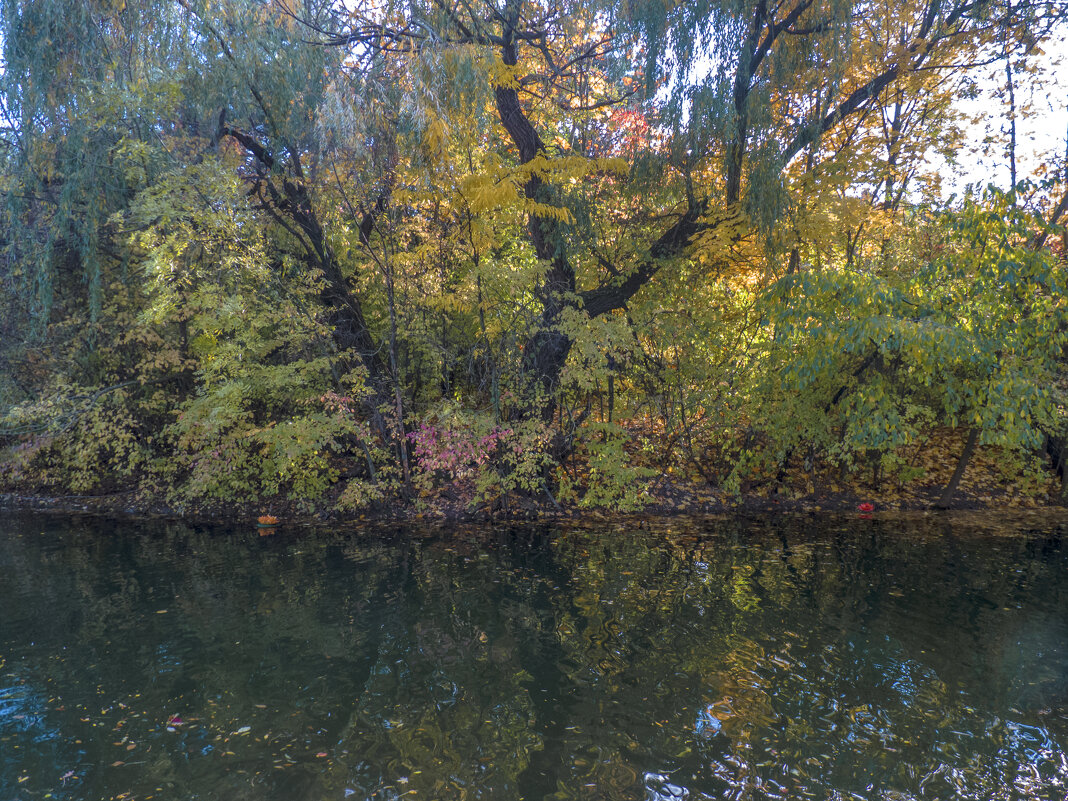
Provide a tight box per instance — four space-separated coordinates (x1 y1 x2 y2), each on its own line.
4 415 1063 528
3 474 1063 529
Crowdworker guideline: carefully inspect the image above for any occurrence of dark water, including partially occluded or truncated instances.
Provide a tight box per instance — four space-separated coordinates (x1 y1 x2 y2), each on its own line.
1 514 1067 800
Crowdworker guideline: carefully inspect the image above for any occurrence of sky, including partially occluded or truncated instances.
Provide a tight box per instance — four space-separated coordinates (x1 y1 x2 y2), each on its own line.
0 3 1063 203
941 36 1068 197
672 18 1068 202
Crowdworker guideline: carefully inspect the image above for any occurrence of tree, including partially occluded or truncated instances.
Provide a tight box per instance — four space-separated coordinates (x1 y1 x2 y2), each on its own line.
2 0 1067 510
757 187 1066 502
306 0 1060 434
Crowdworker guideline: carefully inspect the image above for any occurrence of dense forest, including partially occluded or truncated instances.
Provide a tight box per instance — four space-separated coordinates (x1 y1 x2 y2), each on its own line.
1 0 1067 517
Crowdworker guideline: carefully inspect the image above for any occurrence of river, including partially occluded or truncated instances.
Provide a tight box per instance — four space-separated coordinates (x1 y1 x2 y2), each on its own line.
1 512 1066 799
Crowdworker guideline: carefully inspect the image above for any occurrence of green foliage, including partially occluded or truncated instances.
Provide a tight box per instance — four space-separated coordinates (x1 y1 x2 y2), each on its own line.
2 0 1066 513
744 187 1066 489
0 385 151 493
129 160 379 504
557 421 657 511
475 417 557 503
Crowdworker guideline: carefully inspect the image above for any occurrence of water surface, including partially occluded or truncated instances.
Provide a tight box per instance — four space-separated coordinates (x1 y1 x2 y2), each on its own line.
1 513 1066 800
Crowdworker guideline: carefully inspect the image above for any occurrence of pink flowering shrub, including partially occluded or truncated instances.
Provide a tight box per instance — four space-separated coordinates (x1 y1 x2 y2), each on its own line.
406 404 556 505
408 419 513 480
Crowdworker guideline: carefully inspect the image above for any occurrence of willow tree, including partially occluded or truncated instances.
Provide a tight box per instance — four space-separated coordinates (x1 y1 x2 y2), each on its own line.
1 0 398 495
0 0 194 379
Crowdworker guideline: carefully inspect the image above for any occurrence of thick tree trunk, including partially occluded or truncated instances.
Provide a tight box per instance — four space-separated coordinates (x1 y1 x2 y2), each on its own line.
493 36 711 429
493 37 576 421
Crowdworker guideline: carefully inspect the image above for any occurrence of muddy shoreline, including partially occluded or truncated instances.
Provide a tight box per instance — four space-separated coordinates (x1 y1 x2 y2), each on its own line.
3 483 1065 531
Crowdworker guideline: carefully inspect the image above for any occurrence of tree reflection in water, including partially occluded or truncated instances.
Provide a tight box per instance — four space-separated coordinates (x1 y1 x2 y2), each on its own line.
0 514 1066 800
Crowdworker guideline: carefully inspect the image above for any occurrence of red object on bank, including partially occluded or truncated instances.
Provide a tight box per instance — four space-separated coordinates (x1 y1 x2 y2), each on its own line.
857 502 875 512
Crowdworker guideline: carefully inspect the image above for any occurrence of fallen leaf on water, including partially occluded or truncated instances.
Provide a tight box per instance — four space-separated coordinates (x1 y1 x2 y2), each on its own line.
316 752 328 758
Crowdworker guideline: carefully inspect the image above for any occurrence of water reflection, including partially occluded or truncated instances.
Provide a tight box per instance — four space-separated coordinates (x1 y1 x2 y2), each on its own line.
1 514 1066 799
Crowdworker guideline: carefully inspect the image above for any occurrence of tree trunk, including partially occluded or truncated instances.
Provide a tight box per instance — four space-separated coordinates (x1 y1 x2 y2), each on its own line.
936 427 978 508
1005 41 1017 192
224 126 395 437
493 34 576 422
1045 433 1068 501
